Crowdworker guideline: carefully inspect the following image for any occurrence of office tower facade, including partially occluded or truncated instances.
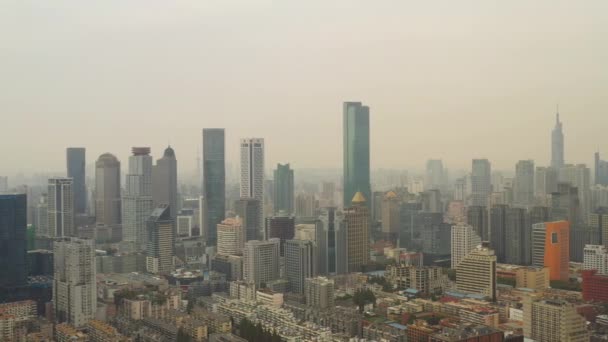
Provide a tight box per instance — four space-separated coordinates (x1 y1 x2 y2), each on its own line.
551 112 565 168
265 214 295 255
122 147 154 249
588 207 608 246
471 159 492 206
381 191 400 241
152 146 178 220
146 205 174 275
489 205 507 263
203 129 226 246
295 193 317 217
285 239 316 294
53 237 96 327
305 277 334 310
316 207 346 275
557 164 591 221
343 102 371 209
95 153 121 226
344 192 370 273
240 138 265 228
455 243 497 301
234 198 261 241
421 189 442 213
596 152 608 186
583 244 608 275
243 239 280 287
550 182 581 225
451 224 482 269
217 217 244 256
532 221 570 281
273 163 294 214
514 160 535 206
505 207 531 265
535 166 558 197
570 225 600 263
34 195 48 237
425 159 444 191
66 148 86 214
0 194 27 288
466 205 488 241
48 178 74 237
524 299 588 342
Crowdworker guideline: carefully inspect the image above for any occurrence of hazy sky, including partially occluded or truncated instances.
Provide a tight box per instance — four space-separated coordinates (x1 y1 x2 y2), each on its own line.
2 1 607 177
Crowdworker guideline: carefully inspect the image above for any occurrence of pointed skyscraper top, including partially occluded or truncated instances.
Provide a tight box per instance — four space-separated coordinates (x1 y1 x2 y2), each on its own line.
351 191 366 204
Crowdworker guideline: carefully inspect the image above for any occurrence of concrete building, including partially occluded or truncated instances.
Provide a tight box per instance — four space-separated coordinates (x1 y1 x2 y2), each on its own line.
514 160 535 206
316 207 346 275
243 239 280 287
455 243 497 301
344 192 370 273
451 224 481 269
385 265 448 295
217 217 244 256
515 266 550 290
240 138 265 228
273 163 294 215
203 129 226 246
285 239 316 294
152 146 178 220
343 102 371 209
146 205 174 275
589 207 608 246
471 159 492 207
381 191 401 241
95 153 121 226
524 298 589 342
532 221 570 281
583 244 608 275
66 148 86 215
305 277 334 310
0 194 28 288
122 147 154 249
48 178 74 237
234 198 261 241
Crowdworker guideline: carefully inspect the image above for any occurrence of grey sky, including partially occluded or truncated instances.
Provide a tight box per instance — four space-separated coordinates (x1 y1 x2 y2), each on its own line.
2 0 607 177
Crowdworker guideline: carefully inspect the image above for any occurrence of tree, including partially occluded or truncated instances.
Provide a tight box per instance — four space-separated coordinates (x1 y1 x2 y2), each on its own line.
353 289 376 313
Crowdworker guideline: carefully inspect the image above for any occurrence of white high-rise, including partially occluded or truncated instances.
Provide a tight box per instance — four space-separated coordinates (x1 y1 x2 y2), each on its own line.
53 237 96 328
122 147 154 249
583 244 608 275
243 238 280 287
48 178 74 237
240 138 265 228
451 224 482 269
217 217 245 256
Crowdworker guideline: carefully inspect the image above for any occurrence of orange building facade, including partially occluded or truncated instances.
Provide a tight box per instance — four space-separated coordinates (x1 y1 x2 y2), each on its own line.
532 221 569 281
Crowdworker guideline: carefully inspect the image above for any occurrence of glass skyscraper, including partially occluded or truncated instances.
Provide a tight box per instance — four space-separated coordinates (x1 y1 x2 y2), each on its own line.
0 194 27 288
273 163 294 214
343 102 371 207
203 129 226 245
66 147 86 214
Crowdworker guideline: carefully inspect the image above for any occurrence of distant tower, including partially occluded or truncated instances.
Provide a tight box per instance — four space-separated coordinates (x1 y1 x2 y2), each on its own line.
514 160 535 206
234 198 261 241
273 163 294 214
316 207 346 275
0 194 28 288
240 138 265 228
344 192 370 273
343 102 371 208
265 214 295 256
551 111 565 168
203 129 226 246
152 146 178 220
146 205 175 275
66 148 86 214
217 217 245 256
95 153 121 226
122 147 153 249
48 178 74 237
285 239 316 294
471 159 492 206
425 159 445 191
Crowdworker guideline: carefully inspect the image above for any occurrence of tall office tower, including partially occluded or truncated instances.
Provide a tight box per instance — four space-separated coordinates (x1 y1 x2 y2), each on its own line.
381 191 400 241
524 299 589 342
421 189 442 213
343 102 371 209
146 205 174 275
466 206 488 241
455 243 497 301
66 148 86 214
203 129 225 246
471 159 492 206
234 198 261 241
122 147 153 249
583 244 608 275
589 207 608 246
504 207 531 265
95 153 121 226
425 159 444 191
321 182 335 205
285 239 316 294
243 238 280 287
273 163 294 214
240 138 265 228
550 182 581 225
152 146 178 220
265 214 295 255
316 207 346 275
217 217 244 256
530 206 550 226
53 237 96 327
48 178 74 237
532 221 570 281
372 191 384 223
551 112 565 168
0 176 7 193
596 152 608 186
0 194 27 288
558 164 592 221
514 160 535 206
451 224 482 269
535 166 558 197
34 195 48 237
489 205 508 263
305 277 334 310
295 193 317 217
344 192 370 273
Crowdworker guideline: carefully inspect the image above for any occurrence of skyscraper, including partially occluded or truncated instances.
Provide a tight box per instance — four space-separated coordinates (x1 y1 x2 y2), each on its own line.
425 159 445 191
0 194 27 288
240 138 265 228
514 160 535 206
316 207 346 275
146 204 174 275
532 221 570 281
551 112 565 168
285 239 316 294
471 159 492 206
265 214 295 256
466 205 488 241
95 153 121 226
234 198 261 241
122 147 154 249
489 204 508 263
344 192 370 273
550 182 581 226
381 191 401 241
53 237 96 327
273 163 294 214
48 178 74 237
456 243 497 301
66 148 86 214
217 217 244 256
203 129 226 246
152 146 178 220
451 224 482 269
343 102 371 209
505 207 531 265
535 166 558 197
595 152 608 186
243 238 280 287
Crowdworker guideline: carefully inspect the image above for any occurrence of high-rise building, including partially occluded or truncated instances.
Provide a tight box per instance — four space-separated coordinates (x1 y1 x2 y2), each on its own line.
0 194 27 288
343 102 371 209
550 182 581 225
421 189 442 213
53 237 96 327
344 192 370 273
582 269 608 303
285 239 315 294
455 243 497 301
471 159 492 206
122 147 154 249
305 277 334 310
466 206 488 241
0 176 7 193
203 129 226 246
295 193 317 217
532 221 570 281
425 159 444 191
451 224 481 269
316 207 346 275
570 225 600 263
146 205 174 275
273 163 294 215
489 205 507 262
595 152 608 186
152 146 178 220
217 217 244 256
551 112 565 168
524 298 588 342
240 138 265 228
583 244 608 275
95 153 121 226
381 191 400 241
66 148 86 214
243 239 280 287
505 207 531 265
265 214 295 256
34 195 48 237
535 166 558 197
48 178 74 237
589 207 608 246
514 160 535 206
234 198 261 241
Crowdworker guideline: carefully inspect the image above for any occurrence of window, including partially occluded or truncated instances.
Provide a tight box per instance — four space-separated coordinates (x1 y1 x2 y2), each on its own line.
551 232 558 244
